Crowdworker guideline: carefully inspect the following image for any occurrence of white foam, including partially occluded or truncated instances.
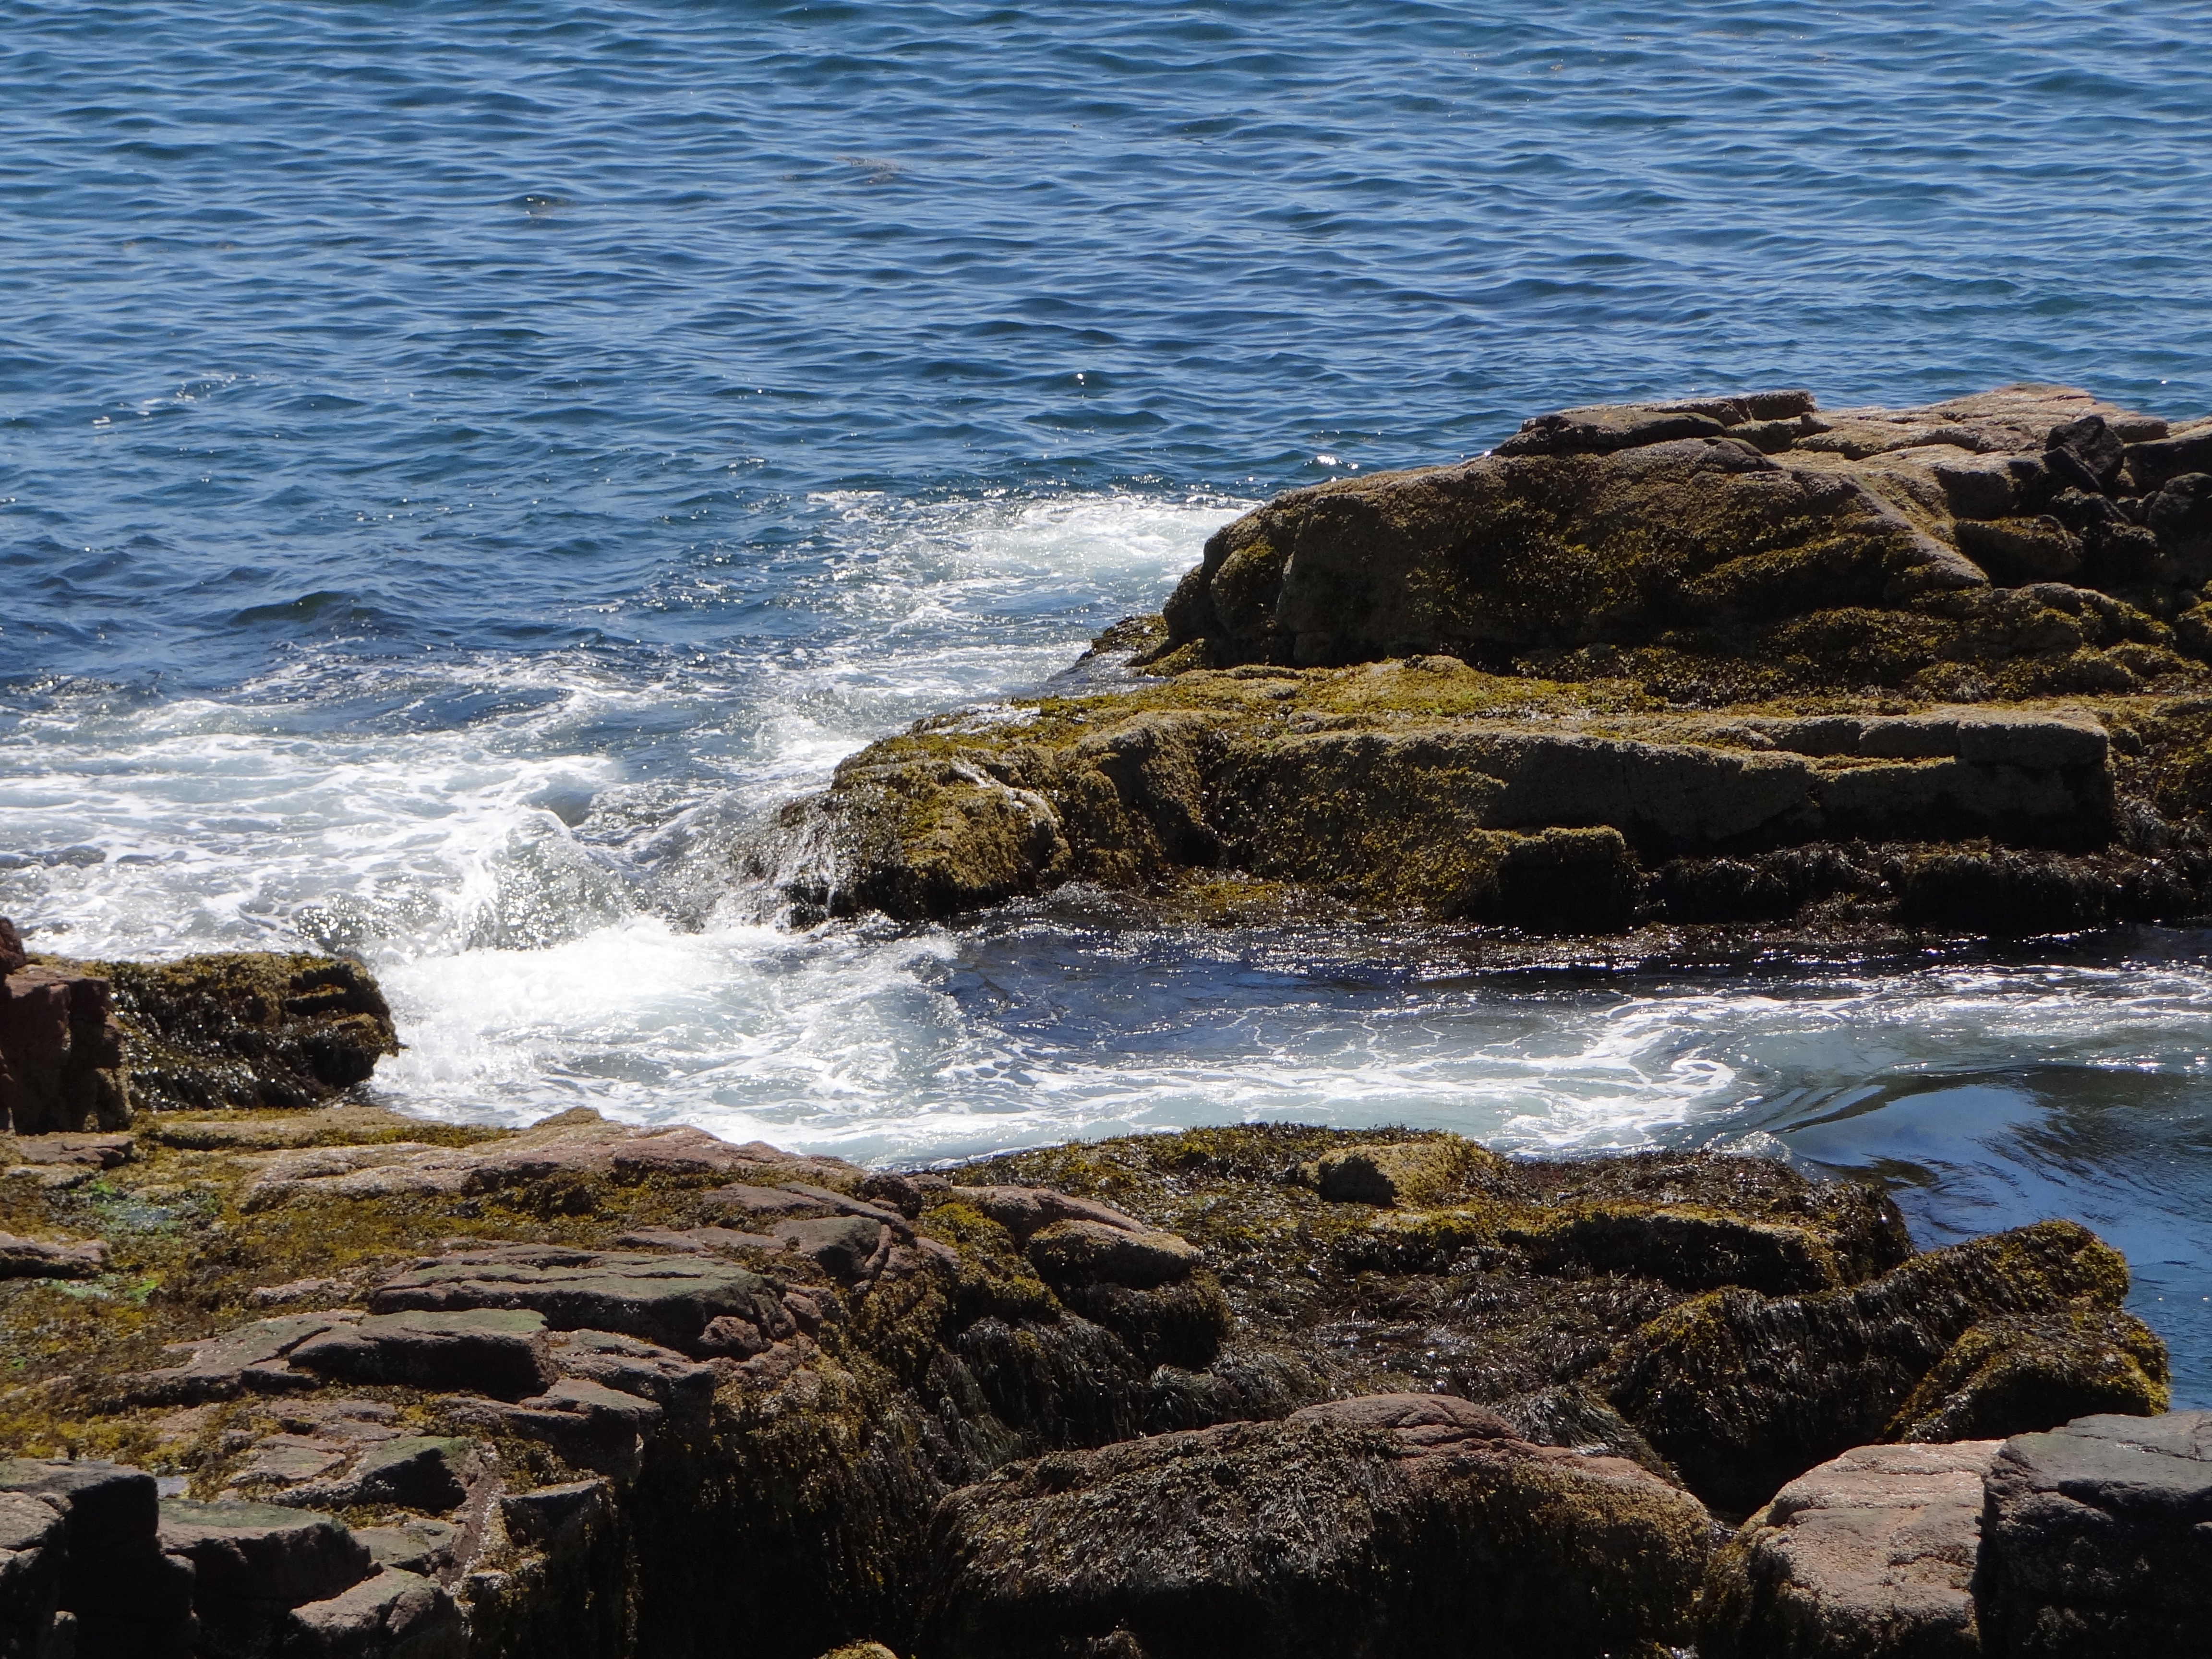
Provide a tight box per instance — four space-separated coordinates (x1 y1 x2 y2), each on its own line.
14 485 2212 1170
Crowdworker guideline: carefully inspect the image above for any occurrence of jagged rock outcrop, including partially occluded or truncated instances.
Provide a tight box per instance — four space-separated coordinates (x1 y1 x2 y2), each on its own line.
759 387 2212 938
0 1093 2173 1659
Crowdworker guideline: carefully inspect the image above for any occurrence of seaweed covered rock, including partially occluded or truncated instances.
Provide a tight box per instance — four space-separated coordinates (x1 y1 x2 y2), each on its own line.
921 1394 1713 1659
1158 385 2181 681
762 388 2212 939
1601 1219 2134 1514
96 950 399 1112
0 924 405 1126
1886 1307 2170 1443
1698 1440 1998 1659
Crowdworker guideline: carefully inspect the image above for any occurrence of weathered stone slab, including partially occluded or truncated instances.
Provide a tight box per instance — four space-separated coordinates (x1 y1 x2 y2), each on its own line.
701 1181 833 1220
242 1106 841 1208
0 1459 192 1658
6 1132 132 1169
264 1436 477 1515
0 1231 108 1280
946 1184 1149 1240
773 1215 889 1282
548 1328 719 1415
497 1478 609 1548
1978 1410 2212 1658
157 1496 371 1611
280 1567 468 1659
368 1244 788 1354
353 1517 456 1576
1699 1441 1997 1659
289 1309 559 1400
120 1312 359 1406
449 1379 661 1480
0 1489 65 1659
0 963 128 1134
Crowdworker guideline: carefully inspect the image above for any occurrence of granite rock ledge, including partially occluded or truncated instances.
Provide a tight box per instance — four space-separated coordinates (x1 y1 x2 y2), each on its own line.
757 385 2212 938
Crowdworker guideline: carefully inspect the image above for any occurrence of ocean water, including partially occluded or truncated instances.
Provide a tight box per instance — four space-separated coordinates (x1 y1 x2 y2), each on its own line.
5 1 2212 1397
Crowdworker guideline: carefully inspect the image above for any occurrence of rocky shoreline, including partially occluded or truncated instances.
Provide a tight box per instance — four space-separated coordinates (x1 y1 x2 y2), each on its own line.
8 383 2212 1657
0 931 2201 1657
751 385 2212 945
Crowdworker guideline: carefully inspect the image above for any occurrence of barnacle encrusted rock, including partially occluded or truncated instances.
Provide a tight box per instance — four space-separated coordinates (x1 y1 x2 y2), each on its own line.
763 386 2212 938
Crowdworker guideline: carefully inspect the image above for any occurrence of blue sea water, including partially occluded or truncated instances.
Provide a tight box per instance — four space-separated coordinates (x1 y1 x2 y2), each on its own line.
5 0 2212 1396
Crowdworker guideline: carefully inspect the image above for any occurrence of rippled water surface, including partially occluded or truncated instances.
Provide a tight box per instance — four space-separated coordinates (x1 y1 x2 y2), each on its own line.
6 1 2212 1397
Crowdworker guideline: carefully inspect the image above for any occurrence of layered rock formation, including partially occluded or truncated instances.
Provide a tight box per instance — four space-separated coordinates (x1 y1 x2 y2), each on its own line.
764 385 2212 938
0 1030 2179 1658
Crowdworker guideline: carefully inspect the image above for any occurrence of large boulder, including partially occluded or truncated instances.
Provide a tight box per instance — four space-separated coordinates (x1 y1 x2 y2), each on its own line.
921 1393 1713 1659
1699 1441 1998 1659
1977 1410 2212 1657
1158 385 2181 680
1601 1220 2143 1514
